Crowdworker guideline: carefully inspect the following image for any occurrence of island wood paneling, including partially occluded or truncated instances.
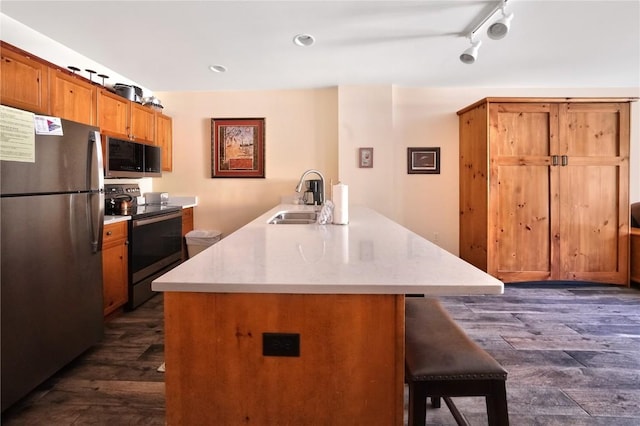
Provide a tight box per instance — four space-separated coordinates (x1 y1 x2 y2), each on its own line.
163 292 404 425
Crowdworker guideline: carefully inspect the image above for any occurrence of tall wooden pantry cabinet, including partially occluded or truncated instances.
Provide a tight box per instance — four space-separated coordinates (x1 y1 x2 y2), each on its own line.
458 98 634 285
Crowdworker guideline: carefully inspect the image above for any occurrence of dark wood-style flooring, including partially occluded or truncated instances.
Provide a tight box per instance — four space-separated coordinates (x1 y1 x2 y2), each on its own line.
3 283 640 425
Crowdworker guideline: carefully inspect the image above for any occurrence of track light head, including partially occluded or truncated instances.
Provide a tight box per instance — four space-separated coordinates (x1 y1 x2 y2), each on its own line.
487 12 514 40
460 39 482 64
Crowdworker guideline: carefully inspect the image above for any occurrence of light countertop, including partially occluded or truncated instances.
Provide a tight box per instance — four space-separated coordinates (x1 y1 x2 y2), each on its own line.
152 204 504 296
167 196 198 209
104 215 131 225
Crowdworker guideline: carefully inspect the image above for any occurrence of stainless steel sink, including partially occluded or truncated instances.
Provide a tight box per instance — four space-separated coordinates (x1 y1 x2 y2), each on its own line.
268 211 318 224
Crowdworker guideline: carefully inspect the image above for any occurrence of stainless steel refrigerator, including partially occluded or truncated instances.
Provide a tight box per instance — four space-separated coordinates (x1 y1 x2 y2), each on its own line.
1 111 105 411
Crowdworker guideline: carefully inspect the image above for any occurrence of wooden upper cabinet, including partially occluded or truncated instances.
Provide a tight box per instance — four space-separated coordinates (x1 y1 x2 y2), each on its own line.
0 45 50 114
49 68 97 126
97 89 130 138
131 103 155 144
98 89 160 144
155 112 173 171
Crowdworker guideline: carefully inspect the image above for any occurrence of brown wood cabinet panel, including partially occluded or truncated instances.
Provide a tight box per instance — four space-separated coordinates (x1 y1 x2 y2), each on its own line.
557 103 630 284
102 221 128 317
459 98 632 286
49 68 96 125
164 292 404 425
459 101 489 271
489 103 559 282
155 112 173 171
130 103 155 143
181 207 194 260
1 46 49 114
97 89 130 138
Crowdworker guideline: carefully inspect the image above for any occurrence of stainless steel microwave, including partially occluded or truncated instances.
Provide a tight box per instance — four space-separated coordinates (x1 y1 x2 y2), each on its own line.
104 136 161 178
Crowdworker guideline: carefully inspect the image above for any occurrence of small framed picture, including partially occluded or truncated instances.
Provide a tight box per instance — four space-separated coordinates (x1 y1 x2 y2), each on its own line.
407 147 440 174
358 147 373 168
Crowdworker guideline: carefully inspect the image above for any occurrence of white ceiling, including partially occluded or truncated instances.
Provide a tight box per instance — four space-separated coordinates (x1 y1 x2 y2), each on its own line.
1 0 639 93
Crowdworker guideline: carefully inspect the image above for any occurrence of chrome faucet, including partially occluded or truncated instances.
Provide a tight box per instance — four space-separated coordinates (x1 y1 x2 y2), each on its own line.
295 169 325 205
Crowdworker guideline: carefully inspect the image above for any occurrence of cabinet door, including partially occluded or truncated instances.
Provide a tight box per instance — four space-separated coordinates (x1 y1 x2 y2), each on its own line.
49 68 97 125
489 103 560 282
102 222 128 317
0 46 49 114
156 113 173 171
97 89 130 138
557 102 629 284
130 103 155 143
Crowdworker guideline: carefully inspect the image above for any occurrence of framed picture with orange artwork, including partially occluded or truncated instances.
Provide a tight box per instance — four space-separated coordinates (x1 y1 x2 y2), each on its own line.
211 118 265 178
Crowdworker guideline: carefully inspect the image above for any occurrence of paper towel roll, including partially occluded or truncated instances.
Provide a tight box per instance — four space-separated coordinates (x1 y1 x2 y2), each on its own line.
332 183 349 225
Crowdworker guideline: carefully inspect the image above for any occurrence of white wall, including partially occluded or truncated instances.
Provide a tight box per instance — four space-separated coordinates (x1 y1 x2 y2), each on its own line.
336 86 640 254
154 89 338 237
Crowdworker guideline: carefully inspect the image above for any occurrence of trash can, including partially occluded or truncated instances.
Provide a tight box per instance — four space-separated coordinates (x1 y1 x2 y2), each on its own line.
185 230 221 258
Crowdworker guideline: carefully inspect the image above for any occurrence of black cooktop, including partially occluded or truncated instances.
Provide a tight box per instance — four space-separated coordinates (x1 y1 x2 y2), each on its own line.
104 183 181 219
126 204 181 219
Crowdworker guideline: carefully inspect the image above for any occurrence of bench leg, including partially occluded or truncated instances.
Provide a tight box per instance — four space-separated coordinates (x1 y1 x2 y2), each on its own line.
485 381 509 426
430 396 441 408
408 383 427 426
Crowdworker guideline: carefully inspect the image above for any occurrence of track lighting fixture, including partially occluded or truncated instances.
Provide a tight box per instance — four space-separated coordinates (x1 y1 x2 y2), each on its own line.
460 38 482 64
487 8 514 40
459 0 513 64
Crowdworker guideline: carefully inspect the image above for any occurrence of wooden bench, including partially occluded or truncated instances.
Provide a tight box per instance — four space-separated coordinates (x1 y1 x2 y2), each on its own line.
405 297 509 426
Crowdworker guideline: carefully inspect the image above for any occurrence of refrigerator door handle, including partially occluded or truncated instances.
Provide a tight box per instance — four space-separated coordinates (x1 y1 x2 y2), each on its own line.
90 192 104 253
89 130 105 192
89 131 105 253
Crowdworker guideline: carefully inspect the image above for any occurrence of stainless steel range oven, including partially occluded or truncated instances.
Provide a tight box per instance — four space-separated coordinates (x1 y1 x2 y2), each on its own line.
105 184 183 309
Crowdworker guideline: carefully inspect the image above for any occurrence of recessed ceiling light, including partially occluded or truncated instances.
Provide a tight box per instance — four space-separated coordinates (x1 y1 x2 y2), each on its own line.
209 65 227 73
293 34 315 47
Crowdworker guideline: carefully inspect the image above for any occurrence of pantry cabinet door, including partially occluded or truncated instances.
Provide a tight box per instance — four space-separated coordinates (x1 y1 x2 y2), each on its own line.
557 102 630 284
489 103 560 282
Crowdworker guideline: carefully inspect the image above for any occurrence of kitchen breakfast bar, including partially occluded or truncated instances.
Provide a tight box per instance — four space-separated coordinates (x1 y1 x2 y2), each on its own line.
152 205 503 425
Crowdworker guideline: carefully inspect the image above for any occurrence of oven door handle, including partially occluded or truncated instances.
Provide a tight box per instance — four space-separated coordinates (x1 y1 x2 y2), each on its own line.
132 211 183 227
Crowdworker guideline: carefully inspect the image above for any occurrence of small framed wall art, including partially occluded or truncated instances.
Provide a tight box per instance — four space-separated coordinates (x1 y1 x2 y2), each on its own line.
407 147 440 174
211 117 265 178
358 147 373 168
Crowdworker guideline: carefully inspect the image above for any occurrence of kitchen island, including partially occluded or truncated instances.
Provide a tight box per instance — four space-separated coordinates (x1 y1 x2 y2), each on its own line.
152 204 503 425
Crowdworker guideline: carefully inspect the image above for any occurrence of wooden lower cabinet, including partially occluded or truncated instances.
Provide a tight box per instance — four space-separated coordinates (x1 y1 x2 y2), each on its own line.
181 207 194 260
163 292 405 425
102 221 128 317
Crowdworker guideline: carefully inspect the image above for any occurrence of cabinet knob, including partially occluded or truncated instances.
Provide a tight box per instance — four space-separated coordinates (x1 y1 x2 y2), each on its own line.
106 231 112 236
